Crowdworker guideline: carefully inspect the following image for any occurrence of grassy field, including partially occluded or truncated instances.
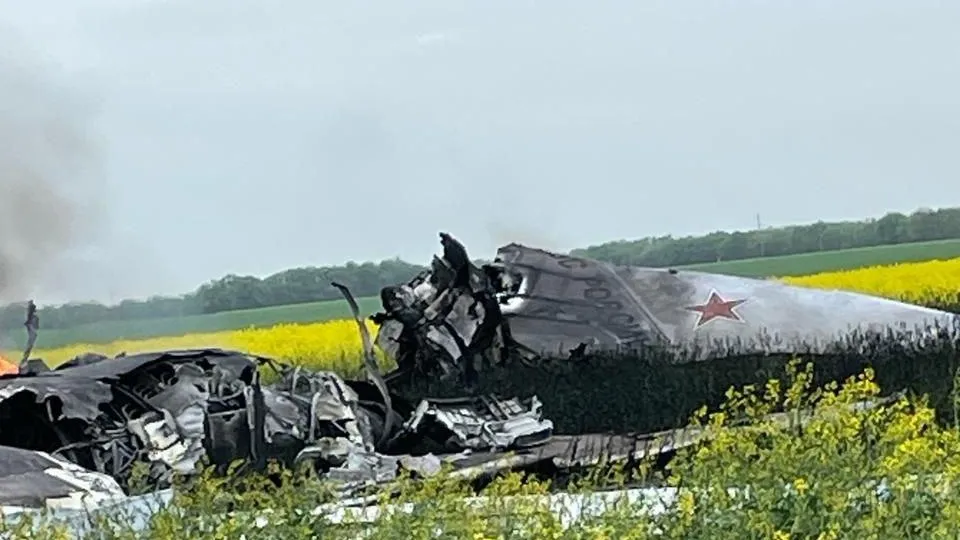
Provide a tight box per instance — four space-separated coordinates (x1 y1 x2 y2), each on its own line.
6 239 959 351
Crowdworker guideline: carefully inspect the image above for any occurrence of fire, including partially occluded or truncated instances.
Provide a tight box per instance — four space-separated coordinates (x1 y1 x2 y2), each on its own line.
0 353 16 375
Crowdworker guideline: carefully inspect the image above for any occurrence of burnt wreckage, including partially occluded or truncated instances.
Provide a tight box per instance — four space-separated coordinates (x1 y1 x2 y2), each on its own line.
1 233 957 509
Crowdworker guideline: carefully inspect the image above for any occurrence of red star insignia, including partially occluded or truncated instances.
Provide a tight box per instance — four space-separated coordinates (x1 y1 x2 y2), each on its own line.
685 291 747 328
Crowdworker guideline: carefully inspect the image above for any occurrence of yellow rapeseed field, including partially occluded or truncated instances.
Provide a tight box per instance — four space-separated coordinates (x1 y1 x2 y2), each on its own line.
782 257 960 307
17 257 960 372
26 319 385 374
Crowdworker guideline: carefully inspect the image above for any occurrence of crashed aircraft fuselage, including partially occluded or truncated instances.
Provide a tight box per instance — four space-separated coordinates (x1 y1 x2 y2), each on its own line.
373 235 958 381
1 233 957 512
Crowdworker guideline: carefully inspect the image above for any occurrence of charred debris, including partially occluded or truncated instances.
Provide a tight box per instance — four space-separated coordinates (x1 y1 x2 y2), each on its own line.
0 234 653 508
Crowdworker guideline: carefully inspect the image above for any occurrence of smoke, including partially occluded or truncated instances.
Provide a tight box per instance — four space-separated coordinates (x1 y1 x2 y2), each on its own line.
0 37 105 304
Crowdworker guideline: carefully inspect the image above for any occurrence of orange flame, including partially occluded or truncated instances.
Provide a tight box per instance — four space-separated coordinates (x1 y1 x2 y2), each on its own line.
0 353 17 376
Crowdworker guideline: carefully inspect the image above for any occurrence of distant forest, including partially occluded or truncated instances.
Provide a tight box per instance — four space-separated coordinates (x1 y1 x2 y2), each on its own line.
2 207 957 332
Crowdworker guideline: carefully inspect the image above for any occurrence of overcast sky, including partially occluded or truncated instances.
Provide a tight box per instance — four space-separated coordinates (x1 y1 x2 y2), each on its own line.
1 0 958 305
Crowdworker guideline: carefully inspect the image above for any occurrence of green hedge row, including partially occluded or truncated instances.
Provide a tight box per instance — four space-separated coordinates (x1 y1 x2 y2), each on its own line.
921 291 960 314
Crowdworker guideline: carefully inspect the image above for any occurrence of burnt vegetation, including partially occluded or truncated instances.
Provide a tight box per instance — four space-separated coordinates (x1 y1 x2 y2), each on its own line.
396 330 960 437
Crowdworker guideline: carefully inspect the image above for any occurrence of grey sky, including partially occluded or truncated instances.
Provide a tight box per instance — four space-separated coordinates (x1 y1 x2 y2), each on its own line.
1 0 958 305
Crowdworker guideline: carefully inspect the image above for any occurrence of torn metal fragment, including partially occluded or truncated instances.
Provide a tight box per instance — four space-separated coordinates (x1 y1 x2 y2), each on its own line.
404 395 553 451
0 445 126 511
332 281 395 447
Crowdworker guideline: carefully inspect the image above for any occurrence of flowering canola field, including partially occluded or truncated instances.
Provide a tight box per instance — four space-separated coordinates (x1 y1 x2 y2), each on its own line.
19 257 960 371
27 319 383 373
782 256 960 309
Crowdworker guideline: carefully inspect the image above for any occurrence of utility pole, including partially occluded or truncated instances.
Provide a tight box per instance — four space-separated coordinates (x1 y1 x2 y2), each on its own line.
756 213 765 257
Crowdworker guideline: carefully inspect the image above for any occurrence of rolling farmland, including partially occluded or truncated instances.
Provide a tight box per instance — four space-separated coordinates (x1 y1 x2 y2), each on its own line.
6 239 960 351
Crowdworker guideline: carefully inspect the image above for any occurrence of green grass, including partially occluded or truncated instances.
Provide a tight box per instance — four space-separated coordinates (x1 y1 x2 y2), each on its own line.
11 239 960 350
678 238 960 277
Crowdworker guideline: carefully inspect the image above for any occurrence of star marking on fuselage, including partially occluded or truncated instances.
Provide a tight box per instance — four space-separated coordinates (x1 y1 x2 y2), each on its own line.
685 290 747 328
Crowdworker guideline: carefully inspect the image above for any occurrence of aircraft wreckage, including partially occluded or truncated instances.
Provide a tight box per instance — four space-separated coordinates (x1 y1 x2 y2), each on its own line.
0 233 957 513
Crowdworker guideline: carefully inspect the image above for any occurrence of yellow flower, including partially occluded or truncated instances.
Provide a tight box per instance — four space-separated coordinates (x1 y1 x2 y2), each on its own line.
678 490 696 518
793 477 809 495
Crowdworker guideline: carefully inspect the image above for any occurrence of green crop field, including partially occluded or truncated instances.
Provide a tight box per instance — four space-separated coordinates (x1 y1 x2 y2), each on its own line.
10 239 960 350
681 238 960 277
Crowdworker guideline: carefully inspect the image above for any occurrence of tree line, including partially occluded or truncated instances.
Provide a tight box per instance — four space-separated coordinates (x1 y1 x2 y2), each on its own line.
1 207 956 332
572 207 960 266
0 259 426 332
